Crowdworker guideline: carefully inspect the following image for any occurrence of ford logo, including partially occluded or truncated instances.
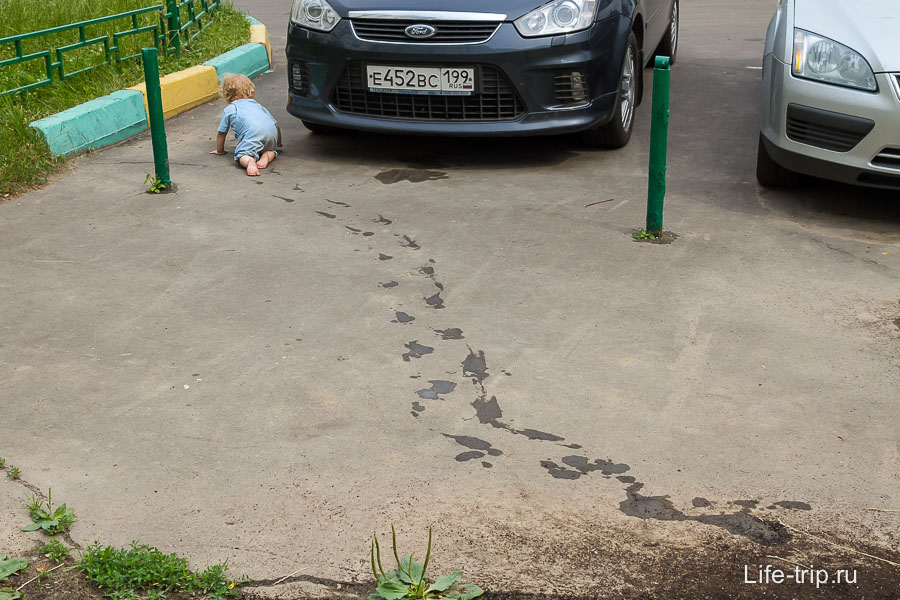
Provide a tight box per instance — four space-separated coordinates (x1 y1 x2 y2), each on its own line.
404 24 437 39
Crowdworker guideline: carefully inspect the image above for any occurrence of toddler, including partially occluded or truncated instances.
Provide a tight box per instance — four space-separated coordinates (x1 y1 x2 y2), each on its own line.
211 73 282 176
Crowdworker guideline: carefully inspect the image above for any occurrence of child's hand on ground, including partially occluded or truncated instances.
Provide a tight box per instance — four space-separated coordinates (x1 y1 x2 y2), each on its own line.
209 149 227 155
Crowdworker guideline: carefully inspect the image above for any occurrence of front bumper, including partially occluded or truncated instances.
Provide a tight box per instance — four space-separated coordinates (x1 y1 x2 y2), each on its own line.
285 16 628 136
761 54 900 189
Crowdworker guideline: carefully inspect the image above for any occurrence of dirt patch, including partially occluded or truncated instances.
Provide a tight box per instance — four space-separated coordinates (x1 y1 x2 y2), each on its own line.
235 536 900 599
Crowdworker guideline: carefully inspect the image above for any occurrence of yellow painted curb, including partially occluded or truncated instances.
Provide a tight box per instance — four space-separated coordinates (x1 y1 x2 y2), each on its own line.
249 24 272 69
129 65 220 120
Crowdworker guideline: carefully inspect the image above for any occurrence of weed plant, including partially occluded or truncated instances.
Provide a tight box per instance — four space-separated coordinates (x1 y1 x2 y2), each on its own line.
79 542 245 599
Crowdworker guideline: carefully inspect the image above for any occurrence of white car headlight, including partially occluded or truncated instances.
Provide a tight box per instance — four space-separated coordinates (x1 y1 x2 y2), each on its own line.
792 29 876 92
514 0 598 37
291 0 341 32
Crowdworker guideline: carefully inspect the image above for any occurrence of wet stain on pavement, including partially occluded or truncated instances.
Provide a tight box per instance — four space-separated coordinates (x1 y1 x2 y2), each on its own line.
416 380 457 399
402 341 434 362
375 168 449 184
425 292 445 309
272 195 294 203
419 266 435 276
455 450 485 462
316 211 336 219
363 231 375 237
346 226 362 233
443 434 503 456
382 281 398 288
692 497 713 508
378 254 393 261
481 461 492 468
401 235 420 250
516 429 565 442
326 199 350 207
462 349 489 384
393 312 415 324
472 395 507 429
541 457 629 478
435 328 464 340
411 401 425 416
773 501 812 511
375 215 392 224
619 482 792 546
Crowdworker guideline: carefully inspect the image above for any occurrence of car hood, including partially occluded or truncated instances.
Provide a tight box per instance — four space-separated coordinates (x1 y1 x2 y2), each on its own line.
328 0 544 21
795 0 900 72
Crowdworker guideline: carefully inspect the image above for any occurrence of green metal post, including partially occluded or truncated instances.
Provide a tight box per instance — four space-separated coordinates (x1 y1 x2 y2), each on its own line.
646 56 671 235
141 47 171 187
166 0 181 57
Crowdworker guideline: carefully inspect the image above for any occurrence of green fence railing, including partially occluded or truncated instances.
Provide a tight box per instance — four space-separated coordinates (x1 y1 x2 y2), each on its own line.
0 0 222 97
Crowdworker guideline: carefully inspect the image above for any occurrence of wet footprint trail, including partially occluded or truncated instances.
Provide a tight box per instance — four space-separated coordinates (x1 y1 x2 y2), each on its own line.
305 190 812 545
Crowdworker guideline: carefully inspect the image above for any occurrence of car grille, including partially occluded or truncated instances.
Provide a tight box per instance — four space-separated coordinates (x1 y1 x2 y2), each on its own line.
554 71 589 106
351 19 499 43
289 61 311 97
785 103 874 152
872 148 900 170
331 63 525 121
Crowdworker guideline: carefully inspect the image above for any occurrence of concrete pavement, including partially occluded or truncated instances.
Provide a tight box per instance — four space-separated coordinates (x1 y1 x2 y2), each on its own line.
2 0 899 597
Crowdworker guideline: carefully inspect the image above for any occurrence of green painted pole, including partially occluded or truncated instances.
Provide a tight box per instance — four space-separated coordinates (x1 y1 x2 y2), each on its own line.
646 56 671 235
166 0 181 57
141 47 171 187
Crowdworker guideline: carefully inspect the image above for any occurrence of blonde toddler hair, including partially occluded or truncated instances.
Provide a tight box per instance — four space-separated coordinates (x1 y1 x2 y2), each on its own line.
221 73 255 103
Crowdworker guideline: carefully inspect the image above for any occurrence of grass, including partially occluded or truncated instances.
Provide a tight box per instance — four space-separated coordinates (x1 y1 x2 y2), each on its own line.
0 0 250 196
79 542 244 600
36 540 71 564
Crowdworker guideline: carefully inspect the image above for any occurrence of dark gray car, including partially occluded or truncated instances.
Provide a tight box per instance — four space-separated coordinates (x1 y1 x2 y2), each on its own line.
285 0 678 147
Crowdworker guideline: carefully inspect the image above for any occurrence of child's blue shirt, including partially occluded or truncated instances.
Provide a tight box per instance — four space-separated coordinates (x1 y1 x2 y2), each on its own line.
217 99 278 161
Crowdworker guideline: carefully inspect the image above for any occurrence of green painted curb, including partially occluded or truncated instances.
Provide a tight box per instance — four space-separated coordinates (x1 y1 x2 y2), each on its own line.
30 90 148 157
245 15 263 26
204 43 269 81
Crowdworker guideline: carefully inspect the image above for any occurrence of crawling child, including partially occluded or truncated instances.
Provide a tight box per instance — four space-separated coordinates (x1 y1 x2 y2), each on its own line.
211 73 282 176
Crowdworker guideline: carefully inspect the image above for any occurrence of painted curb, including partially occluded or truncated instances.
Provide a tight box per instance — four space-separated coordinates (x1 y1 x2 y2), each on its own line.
30 90 148 157
128 64 220 120
29 15 271 157
204 43 270 81
249 24 273 69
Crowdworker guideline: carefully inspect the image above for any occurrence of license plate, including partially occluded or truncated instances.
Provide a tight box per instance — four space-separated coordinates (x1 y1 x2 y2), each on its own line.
366 65 476 96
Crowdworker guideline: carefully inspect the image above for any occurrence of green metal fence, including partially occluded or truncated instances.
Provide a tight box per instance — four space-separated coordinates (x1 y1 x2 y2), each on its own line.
0 0 222 97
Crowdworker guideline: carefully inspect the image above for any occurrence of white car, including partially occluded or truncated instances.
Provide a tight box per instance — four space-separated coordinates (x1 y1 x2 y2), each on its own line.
757 0 900 189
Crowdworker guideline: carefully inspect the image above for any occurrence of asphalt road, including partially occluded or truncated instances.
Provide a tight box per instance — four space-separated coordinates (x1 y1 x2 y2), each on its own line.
2 1 899 598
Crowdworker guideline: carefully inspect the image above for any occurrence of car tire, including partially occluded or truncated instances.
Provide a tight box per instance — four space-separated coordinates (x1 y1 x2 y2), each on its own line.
653 0 679 66
302 120 339 134
582 31 640 148
756 133 801 187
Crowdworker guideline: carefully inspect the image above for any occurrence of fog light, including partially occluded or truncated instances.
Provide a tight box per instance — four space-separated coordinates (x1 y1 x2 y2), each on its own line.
570 71 587 103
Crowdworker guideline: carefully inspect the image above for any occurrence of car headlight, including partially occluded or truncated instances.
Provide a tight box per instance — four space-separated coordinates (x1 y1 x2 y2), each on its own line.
291 0 341 32
792 29 876 92
514 0 598 37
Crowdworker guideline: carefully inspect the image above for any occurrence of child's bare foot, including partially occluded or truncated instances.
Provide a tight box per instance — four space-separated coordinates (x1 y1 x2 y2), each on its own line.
239 155 260 176
257 151 275 169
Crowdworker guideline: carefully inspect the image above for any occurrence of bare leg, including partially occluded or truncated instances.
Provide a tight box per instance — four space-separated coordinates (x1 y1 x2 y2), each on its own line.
256 151 276 169
239 155 260 176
